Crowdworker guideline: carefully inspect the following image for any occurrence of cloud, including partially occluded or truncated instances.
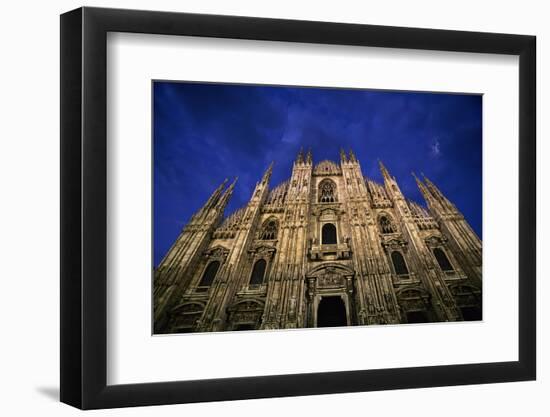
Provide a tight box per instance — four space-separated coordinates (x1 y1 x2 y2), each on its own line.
430 137 441 158
153 82 482 266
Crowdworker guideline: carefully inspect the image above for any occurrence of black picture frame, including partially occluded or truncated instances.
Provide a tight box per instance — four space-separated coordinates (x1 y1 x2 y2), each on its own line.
60 6 536 410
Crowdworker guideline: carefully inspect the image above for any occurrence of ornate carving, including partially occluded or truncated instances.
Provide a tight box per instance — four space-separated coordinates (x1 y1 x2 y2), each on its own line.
378 213 396 234
204 246 229 261
290 297 297 317
259 217 279 240
314 160 342 176
318 178 338 203
424 234 448 247
317 268 345 288
381 236 408 251
227 300 265 327
248 244 276 259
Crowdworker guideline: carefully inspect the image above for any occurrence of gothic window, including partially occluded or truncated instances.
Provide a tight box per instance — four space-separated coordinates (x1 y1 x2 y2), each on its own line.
198 261 220 287
322 223 337 245
249 259 267 285
319 179 337 203
433 248 453 271
379 215 395 234
391 251 409 276
260 219 278 240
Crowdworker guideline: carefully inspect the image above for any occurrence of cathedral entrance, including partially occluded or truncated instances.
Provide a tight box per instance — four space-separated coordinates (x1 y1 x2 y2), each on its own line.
317 296 347 327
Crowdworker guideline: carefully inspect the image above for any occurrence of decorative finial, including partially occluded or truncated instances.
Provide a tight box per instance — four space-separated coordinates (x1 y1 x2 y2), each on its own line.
262 161 274 183
340 148 347 163
306 148 312 164
296 147 304 164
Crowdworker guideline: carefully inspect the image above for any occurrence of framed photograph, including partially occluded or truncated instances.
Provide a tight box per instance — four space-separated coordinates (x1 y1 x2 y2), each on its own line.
60 6 536 409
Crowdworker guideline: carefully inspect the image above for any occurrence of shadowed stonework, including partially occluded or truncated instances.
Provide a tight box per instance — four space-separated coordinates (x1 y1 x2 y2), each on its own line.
153 151 482 333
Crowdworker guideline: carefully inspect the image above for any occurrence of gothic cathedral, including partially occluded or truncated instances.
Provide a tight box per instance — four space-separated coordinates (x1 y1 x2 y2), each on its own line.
154 150 482 333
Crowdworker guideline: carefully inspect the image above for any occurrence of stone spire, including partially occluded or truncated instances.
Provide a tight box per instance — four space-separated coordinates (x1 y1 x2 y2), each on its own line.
306 148 312 165
192 178 228 220
215 177 238 212
296 147 304 164
422 173 458 213
349 148 357 163
340 148 348 163
413 171 439 209
378 159 393 183
261 162 274 185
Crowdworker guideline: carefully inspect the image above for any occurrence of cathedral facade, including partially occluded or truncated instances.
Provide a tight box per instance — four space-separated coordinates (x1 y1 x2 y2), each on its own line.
153 150 482 333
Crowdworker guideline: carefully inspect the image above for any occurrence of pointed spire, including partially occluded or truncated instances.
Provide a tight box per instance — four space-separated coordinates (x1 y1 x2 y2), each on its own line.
349 149 357 163
192 178 228 220
306 148 312 164
261 162 274 184
340 148 347 163
422 174 443 198
217 177 239 206
412 172 433 206
411 171 422 186
378 159 392 182
296 147 304 164
422 173 457 212
216 177 238 211
211 178 229 201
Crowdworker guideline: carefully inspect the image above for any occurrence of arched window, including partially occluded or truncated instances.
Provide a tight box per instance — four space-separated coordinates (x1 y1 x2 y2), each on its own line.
433 248 453 271
319 179 337 203
322 223 337 244
379 215 395 234
260 219 278 240
249 259 267 285
198 261 220 287
391 251 409 276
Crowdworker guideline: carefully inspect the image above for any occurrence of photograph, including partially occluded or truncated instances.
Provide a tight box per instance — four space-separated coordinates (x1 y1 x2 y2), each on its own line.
152 82 483 334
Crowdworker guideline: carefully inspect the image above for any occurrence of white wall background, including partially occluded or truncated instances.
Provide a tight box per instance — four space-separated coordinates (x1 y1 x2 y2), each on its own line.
0 0 545 415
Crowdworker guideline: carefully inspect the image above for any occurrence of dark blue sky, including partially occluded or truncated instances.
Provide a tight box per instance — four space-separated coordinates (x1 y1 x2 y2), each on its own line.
154 82 482 267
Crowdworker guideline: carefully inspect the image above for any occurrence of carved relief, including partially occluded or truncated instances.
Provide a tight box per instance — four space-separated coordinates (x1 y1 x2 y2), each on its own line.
317 268 345 288
204 246 229 261
227 300 265 326
381 236 408 251
424 234 448 247
248 244 276 259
